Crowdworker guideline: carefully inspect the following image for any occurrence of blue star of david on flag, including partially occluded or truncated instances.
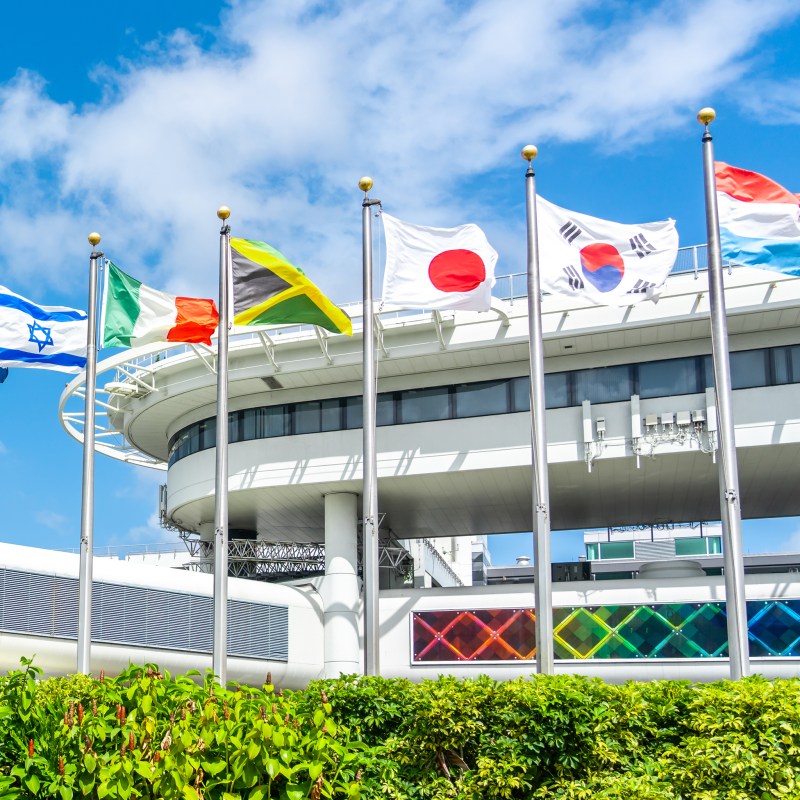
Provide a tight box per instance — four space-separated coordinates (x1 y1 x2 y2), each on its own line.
27 320 55 352
0 284 87 372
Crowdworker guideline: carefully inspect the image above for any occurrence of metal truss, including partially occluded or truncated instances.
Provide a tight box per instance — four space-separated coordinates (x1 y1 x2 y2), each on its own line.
178 530 414 583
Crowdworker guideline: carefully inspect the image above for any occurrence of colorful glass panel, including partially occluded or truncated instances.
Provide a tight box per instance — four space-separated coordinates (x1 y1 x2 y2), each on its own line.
411 598 800 662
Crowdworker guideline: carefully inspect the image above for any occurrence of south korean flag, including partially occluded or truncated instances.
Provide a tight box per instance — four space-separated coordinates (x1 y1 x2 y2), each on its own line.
535 196 679 306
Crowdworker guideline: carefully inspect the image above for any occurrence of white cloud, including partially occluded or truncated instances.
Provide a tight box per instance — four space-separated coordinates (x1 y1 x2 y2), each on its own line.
0 0 797 301
35 510 67 530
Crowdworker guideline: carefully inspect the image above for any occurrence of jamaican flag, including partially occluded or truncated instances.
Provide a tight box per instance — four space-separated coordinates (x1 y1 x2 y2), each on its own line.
230 238 352 335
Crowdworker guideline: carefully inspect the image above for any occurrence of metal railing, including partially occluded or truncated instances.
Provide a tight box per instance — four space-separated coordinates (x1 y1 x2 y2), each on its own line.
492 243 715 301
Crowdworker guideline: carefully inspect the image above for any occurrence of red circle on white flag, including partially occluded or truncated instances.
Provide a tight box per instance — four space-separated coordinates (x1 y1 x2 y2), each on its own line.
428 249 486 293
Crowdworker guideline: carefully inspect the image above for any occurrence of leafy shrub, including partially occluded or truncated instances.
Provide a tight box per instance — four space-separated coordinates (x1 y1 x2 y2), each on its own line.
2 661 800 800
0 659 366 799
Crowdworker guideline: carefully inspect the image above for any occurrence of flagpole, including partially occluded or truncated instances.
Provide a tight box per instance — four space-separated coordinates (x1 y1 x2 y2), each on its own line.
697 108 750 680
522 146 554 674
77 232 102 675
360 176 381 676
212 206 232 685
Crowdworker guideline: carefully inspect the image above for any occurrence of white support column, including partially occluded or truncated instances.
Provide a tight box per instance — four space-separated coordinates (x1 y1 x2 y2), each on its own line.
321 492 361 677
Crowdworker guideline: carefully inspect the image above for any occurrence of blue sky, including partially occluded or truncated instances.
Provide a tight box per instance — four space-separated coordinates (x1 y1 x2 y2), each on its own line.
1 0 800 565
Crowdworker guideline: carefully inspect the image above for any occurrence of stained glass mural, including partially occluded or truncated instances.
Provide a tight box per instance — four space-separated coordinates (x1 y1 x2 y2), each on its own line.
411 599 800 662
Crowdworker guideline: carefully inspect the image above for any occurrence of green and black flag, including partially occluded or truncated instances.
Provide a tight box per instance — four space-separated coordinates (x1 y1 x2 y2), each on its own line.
230 238 352 335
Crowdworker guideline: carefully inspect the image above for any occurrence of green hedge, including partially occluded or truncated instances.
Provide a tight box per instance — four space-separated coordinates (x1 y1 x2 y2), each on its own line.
1 660 800 799
306 672 800 799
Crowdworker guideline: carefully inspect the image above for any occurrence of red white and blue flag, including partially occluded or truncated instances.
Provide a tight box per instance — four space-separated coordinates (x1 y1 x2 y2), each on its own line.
716 162 800 276
381 213 497 311
536 196 678 306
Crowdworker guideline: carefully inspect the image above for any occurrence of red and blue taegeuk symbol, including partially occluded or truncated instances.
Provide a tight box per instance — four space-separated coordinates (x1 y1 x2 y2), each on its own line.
580 242 624 292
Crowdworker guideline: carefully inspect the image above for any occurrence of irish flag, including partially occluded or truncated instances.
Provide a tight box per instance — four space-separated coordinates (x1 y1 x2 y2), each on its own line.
716 162 800 276
102 261 218 348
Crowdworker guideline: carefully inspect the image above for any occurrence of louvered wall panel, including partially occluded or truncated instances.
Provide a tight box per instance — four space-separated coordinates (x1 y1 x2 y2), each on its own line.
228 601 289 661
0 568 288 661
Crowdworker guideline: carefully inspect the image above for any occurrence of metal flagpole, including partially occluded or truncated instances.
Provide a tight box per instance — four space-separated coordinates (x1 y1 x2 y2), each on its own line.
212 206 232 684
360 176 381 676
522 146 554 674
77 232 102 674
697 108 750 680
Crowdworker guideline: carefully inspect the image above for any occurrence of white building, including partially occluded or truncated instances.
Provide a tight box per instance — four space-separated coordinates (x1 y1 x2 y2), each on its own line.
3 248 793 683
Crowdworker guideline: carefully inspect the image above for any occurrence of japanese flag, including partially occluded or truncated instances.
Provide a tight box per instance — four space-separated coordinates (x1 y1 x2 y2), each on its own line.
381 213 498 311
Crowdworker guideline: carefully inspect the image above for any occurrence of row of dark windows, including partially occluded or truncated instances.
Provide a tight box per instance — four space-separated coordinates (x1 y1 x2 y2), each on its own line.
168 343 800 466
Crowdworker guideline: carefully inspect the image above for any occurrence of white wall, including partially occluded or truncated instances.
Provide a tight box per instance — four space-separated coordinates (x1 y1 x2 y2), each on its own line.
378 575 800 683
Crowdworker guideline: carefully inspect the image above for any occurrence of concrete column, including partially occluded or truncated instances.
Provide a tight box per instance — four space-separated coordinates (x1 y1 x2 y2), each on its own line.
320 492 361 677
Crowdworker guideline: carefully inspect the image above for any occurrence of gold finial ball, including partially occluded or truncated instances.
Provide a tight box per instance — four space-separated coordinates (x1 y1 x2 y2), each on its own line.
521 144 538 162
697 107 716 125
88 232 101 246
217 206 231 220
358 176 374 192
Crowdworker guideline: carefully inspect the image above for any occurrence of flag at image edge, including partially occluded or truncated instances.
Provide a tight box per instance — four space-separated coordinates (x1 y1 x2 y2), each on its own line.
715 162 800 277
230 238 352 336
0 284 87 373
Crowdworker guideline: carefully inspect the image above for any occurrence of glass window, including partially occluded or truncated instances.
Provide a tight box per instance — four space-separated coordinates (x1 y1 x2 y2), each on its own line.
321 399 341 431
512 376 530 412
586 543 599 560
675 538 708 556
598 541 634 560
790 346 800 384
345 396 362 429
454 380 509 418
702 354 715 389
241 408 264 441
639 357 700 399
229 411 243 443
573 365 633 405
399 386 450 423
294 401 321 435
264 406 287 437
772 347 792 385
377 393 396 426
545 372 570 409
200 419 216 449
707 536 722 554
730 349 769 389
343 394 394 428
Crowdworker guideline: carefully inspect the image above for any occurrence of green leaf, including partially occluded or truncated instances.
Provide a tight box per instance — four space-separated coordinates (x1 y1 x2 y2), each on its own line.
246 741 260 760
24 774 40 794
266 758 281 779
202 760 227 776
248 787 269 800
182 787 201 800
83 752 97 773
59 785 74 800
285 784 306 800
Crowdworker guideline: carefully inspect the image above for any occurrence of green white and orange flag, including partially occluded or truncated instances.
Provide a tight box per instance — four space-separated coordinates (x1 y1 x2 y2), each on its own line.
101 261 219 348
230 238 352 335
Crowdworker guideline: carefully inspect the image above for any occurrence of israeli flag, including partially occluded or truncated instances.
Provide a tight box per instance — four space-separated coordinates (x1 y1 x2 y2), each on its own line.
0 285 87 372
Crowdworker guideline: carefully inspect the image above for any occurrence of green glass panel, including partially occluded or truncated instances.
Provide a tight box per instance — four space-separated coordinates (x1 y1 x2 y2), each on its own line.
598 541 634 559
675 538 709 556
